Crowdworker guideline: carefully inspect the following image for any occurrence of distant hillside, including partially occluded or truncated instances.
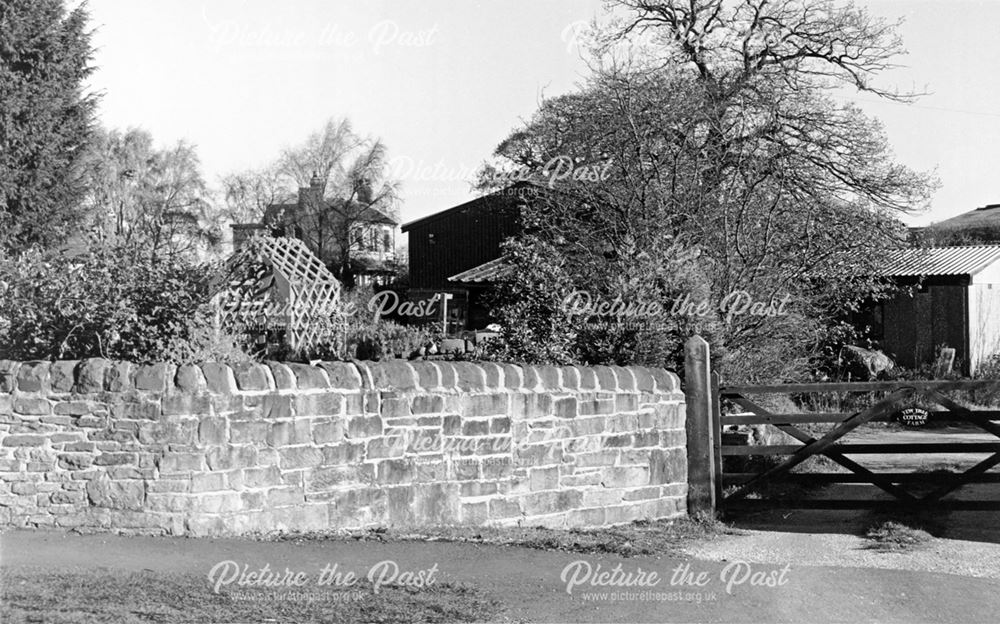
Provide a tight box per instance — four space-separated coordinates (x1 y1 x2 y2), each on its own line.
920 203 1000 245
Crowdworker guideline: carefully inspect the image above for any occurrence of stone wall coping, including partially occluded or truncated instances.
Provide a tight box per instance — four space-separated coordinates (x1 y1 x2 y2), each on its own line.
0 359 681 395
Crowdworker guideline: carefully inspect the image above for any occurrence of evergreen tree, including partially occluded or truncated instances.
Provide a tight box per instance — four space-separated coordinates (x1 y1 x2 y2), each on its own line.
0 0 98 252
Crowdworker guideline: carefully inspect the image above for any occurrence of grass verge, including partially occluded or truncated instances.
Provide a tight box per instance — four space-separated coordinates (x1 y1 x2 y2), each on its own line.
864 520 934 552
0 568 504 624
274 515 737 559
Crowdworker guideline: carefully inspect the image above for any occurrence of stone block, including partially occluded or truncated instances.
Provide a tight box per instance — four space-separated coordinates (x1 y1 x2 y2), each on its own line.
319 362 361 390
104 361 133 392
262 395 293 420
49 361 79 392
501 364 523 390
649 447 686 485
365 437 405 460
0 360 19 393
346 415 382 439
110 399 160 420
286 363 328 390
278 446 323 470
366 362 418 391
207 445 258 471
266 362 296 390
161 393 212 417
536 366 562 390
568 507 606 527
232 362 272 391
230 421 269 444
468 394 508 417
93 452 136 466
320 442 365 465
14 398 50 416
138 419 197 446
408 362 439 390
649 368 680 393
461 501 489 524
57 453 94 470
592 366 617 391
158 452 205 474
615 394 639 413
452 363 486 391
553 397 577 419
17 361 50 393
86 478 144 510
413 482 460 524
200 363 236 394
198 418 227 445
241 465 282 488
529 466 560 491
460 481 497 498
53 401 93 416
604 433 633 448
267 420 312 447
308 464 375 491
175 364 207 393
135 363 171 392
195 491 243 514
461 419 491 436
611 366 636 391
295 392 343 417
191 472 226 493
266 486 304 507
3 435 46 447
488 498 523 519
411 394 444 414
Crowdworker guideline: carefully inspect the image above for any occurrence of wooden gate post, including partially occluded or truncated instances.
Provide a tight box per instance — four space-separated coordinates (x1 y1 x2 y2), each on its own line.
685 335 717 516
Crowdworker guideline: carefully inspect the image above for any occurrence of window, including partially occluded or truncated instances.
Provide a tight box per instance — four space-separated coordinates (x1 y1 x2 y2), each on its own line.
383 230 392 252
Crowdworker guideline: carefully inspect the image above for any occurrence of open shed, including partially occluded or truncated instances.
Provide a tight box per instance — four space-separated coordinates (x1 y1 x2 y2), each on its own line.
874 245 1000 375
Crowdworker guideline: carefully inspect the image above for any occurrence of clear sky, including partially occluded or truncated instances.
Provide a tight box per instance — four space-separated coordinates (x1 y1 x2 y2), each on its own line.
83 0 1000 228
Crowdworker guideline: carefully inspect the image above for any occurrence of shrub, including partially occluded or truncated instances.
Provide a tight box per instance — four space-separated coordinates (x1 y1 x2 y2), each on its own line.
159 307 254 365
0 243 209 362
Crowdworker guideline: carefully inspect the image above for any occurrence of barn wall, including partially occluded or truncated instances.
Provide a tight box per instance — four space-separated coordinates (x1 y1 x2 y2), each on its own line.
882 285 968 373
969 262 1000 374
404 191 522 289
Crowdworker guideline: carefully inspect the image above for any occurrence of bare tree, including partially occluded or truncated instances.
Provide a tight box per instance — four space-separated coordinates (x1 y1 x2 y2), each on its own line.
484 0 937 380
272 118 400 287
84 127 218 261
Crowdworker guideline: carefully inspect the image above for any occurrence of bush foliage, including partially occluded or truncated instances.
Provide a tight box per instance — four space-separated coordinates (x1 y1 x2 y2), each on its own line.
0 243 241 363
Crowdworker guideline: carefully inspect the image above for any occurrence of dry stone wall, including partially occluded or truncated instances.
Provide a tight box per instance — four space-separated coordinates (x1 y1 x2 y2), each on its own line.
0 359 687 536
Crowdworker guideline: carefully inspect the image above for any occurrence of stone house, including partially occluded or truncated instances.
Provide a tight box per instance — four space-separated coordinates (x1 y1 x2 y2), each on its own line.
233 175 399 288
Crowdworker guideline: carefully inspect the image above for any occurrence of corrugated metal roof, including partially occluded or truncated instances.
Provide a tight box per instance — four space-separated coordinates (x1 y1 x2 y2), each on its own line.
879 245 1000 277
448 257 508 283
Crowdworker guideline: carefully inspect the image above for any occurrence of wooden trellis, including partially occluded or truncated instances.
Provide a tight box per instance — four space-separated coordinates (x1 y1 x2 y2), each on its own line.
213 236 343 351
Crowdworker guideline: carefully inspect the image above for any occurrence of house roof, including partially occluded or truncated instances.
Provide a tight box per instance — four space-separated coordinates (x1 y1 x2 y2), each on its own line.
265 202 398 226
401 182 535 232
448 257 508 283
879 245 1000 277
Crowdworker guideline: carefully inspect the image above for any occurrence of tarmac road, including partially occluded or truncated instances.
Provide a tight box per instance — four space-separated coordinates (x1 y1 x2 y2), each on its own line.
2 529 999 623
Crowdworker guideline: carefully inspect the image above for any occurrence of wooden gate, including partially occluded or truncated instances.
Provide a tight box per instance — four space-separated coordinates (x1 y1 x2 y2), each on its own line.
682 336 1000 513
